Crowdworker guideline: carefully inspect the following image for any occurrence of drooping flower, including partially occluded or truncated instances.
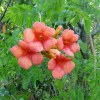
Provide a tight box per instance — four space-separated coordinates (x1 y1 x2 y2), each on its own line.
48 54 75 79
23 28 35 43
22 22 57 52
57 29 80 56
32 22 57 51
10 40 44 69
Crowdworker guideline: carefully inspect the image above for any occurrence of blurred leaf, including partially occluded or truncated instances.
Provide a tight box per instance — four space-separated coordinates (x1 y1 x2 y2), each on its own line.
84 18 91 34
78 40 87 52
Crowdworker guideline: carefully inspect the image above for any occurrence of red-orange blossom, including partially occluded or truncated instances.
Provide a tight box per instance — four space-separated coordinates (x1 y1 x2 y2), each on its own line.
10 22 80 79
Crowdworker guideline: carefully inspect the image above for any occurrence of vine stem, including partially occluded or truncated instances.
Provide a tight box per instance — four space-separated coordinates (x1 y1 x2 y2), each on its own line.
88 34 97 78
11 95 16 100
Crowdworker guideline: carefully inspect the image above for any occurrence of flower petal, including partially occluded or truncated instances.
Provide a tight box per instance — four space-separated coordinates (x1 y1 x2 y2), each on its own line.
63 61 75 74
48 59 56 70
32 53 44 65
19 40 28 49
23 28 35 43
28 41 43 52
43 38 57 51
33 22 45 33
69 43 80 53
57 54 71 61
10 45 23 58
18 56 32 69
62 29 74 40
43 26 55 37
57 37 64 50
70 34 79 43
52 65 64 79
63 48 74 57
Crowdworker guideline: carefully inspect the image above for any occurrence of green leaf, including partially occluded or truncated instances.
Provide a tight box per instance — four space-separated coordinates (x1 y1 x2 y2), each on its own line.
22 73 32 89
78 40 87 53
84 18 91 34
3 4 33 28
71 15 80 27
54 80 64 91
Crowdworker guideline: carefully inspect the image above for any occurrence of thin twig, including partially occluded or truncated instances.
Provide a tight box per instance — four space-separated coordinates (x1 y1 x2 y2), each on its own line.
91 20 100 37
88 34 97 78
0 0 11 22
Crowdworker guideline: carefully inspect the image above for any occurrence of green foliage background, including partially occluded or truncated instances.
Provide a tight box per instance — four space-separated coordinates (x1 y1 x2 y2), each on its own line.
0 0 100 100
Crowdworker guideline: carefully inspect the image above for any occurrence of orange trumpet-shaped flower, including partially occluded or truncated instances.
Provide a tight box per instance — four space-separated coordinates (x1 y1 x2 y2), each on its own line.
48 54 75 79
22 22 57 52
32 22 57 51
10 40 44 69
57 29 80 57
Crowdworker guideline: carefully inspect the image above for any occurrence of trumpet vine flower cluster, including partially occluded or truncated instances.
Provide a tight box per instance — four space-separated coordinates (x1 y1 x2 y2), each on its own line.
10 22 80 79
